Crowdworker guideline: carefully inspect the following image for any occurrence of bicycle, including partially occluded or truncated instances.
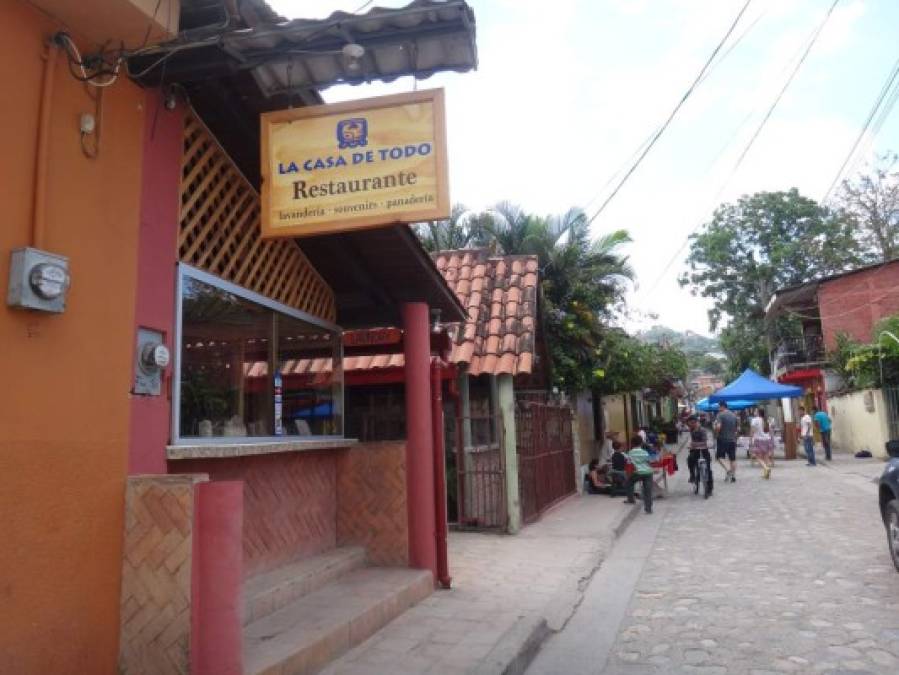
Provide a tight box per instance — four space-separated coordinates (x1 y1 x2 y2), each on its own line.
694 454 712 499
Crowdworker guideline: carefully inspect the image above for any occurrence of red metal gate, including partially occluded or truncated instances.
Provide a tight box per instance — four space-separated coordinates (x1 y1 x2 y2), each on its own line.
516 401 576 523
452 414 507 530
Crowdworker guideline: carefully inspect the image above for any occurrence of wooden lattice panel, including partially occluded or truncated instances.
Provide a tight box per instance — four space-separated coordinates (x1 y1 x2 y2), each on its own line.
179 113 336 322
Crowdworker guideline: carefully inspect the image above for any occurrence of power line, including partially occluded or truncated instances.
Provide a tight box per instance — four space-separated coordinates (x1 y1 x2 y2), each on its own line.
582 5 769 216
729 0 841 179
822 53 899 203
584 0 754 227
642 0 842 296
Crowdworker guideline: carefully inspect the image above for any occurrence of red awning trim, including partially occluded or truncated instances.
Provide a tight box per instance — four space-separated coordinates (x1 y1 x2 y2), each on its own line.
778 369 822 384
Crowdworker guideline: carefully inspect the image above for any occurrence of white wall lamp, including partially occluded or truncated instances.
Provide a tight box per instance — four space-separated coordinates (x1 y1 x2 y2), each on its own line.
342 43 366 74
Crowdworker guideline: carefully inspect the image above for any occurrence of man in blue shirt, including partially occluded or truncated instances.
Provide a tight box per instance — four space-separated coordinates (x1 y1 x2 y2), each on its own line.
813 406 833 461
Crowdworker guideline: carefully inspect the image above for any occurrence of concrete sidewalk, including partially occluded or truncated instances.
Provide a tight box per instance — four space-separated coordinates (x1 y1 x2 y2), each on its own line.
319 493 641 675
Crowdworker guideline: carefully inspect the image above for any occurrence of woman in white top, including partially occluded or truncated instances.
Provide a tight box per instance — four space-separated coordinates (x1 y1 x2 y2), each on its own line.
750 407 773 479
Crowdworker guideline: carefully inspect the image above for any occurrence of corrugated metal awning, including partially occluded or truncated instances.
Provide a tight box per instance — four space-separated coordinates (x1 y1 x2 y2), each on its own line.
127 0 477 93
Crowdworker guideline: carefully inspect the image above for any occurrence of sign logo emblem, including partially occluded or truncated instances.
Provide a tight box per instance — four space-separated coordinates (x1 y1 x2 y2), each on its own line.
337 118 368 149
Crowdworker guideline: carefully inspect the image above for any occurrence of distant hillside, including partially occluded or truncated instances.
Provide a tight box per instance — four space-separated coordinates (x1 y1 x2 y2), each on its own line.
637 325 720 355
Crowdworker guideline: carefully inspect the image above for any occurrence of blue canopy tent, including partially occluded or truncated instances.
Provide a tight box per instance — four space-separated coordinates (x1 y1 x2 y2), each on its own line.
708 369 803 403
695 397 755 412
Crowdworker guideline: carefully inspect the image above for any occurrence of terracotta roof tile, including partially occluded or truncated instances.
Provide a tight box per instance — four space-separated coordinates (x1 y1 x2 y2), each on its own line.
518 352 533 373
496 353 517 374
431 249 540 376
501 333 518 353
479 353 498 375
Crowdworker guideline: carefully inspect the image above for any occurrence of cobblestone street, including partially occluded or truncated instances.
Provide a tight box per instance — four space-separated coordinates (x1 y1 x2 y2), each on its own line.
530 453 899 675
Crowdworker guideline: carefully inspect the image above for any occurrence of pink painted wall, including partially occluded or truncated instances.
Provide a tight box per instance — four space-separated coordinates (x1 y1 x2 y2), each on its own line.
128 90 183 475
174 451 339 577
193 481 243 675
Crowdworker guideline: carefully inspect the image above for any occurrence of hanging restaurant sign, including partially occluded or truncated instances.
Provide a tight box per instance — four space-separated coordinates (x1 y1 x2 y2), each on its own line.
260 89 449 238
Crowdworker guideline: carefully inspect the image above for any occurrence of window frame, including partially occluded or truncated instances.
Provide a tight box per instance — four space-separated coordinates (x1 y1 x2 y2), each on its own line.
172 263 344 445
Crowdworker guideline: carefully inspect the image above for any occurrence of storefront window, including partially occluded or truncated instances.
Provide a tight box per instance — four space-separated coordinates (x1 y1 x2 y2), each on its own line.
176 267 342 441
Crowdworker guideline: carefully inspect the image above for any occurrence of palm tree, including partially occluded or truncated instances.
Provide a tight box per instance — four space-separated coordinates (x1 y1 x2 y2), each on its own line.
525 208 634 310
470 201 543 255
416 204 475 252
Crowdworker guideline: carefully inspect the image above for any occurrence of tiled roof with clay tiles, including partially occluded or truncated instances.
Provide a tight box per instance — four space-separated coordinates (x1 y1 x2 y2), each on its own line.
240 249 539 378
434 249 539 376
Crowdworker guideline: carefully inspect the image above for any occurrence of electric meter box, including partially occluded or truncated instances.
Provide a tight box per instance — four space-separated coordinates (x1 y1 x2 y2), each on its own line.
7 247 71 313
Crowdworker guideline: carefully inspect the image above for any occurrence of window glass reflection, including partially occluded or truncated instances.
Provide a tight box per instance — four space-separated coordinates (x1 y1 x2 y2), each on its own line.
179 275 342 440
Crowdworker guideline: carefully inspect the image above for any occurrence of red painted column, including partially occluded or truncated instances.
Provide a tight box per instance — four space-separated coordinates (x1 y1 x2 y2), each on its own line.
402 302 437 579
431 360 451 588
192 481 243 675
128 90 183 474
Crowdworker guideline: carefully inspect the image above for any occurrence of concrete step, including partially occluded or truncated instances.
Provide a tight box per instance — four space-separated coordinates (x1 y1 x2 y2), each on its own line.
243 567 433 675
244 547 367 626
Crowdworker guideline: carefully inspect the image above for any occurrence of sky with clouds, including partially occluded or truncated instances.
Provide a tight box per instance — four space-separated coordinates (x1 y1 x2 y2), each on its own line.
268 0 899 336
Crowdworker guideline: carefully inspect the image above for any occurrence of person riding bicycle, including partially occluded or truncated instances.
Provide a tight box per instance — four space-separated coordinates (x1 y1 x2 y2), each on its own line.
687 415 713 496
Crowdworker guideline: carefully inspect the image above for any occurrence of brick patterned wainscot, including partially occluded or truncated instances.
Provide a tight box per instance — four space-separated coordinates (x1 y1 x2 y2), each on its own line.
118 474 207 675
176 451 338 577
336 442 409 565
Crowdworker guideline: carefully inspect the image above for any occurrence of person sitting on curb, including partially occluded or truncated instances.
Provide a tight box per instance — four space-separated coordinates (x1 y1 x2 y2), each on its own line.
609 441 629 494
625 434 654 514
584 460 605 494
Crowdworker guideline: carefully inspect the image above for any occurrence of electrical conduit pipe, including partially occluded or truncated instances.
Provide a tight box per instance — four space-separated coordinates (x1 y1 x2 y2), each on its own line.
32 39 59 250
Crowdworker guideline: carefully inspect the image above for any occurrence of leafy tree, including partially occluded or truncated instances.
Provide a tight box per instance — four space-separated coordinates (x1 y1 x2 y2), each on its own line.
680 189 863 374
828 333 862 391
836 152 899 262
718 319 770 378
835 315 899 390
591 328 688 395
687 352 725 376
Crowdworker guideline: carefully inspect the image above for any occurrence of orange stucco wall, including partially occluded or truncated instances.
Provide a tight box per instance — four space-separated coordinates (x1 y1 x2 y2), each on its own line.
0 3 145 672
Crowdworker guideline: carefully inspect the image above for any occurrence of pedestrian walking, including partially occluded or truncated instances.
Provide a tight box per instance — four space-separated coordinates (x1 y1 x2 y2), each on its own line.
799 405 817 466
625 434 654 514
813 405 833 461
750 407 773 479
714 401 739 482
